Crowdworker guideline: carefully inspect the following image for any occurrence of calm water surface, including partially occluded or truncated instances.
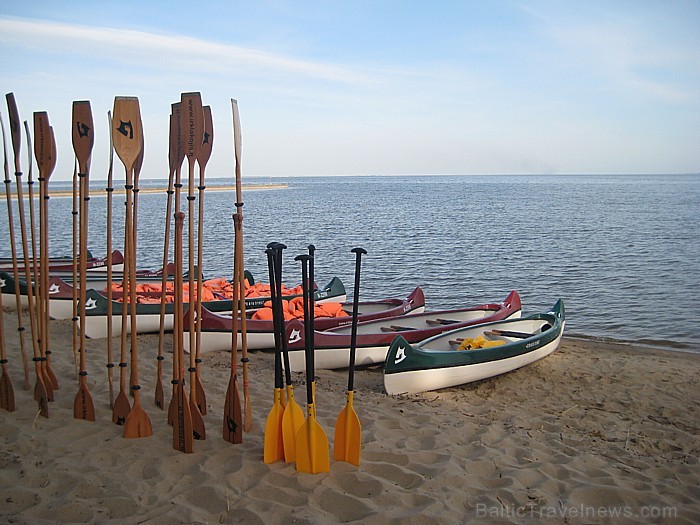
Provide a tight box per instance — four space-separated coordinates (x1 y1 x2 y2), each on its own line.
2 174 698 352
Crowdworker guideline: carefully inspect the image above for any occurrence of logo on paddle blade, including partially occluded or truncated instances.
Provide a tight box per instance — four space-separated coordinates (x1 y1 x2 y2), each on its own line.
116 120 133 139
288 329 301 344
394 346 407 364
226 415 238 434
0 277 5 288
85 298 97 310
76 122 91 138
48 283 60 294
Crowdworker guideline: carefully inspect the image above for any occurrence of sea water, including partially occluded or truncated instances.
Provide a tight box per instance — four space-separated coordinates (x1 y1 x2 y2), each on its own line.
2 174 698 352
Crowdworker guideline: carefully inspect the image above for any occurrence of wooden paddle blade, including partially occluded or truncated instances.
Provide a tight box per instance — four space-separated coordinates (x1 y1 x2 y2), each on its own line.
296 407 330 474
33 378 49 418
231 99 242 167
48 125 57 176
180 92 204 163
44 361 59 391
197 105 213 170
41 368 55 401
5 93 22 171
33 112 52 176
263 388 285 464
124 404 153 438
1 371 16 412
195 375 207 415
223 374 242 444
189 396 206 441
73 381 96 421
154 378 164 410
173 383 194 452
112 390 131 425
111 97 143 174
167 390 176 424
281 386 305 463
333 391 361 466
71 101 94 175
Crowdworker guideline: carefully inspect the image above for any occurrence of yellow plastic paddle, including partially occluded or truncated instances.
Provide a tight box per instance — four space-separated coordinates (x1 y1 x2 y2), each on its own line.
334 247 366 465
263 247 284 463
275 244 304 463
295 253 329 474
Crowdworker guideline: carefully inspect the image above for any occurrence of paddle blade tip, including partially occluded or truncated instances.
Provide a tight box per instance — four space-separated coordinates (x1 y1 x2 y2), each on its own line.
295 416 330 474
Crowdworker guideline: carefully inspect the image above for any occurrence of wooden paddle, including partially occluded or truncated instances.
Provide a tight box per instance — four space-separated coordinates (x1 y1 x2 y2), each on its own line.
156 110 177 411
173 211 193 452
0 117 15 410
222 210 243 444
181 92 205 440
276 243 304 463
1 107 31 392
0 103 30 390
22 119 37 393
167 102 185 425
295 253 329 473
71 160 79 378
105 111 115 409
334 247 366 465
113 97 152 438
0 285 14 411
40 123 59 394
129 130 144 396
30 111 52 417
193 105 213 416
110 97 138 426
71 101 96 421
231 99 253 432
222 207 243 442
263 247 285 463
7 95 46 400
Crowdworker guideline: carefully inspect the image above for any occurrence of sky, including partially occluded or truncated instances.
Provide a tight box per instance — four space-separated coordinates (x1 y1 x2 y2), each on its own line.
0 0 698 181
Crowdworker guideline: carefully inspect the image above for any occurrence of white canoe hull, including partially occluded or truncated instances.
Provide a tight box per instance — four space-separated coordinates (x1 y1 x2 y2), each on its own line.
383 333 563 395
183 330 275 354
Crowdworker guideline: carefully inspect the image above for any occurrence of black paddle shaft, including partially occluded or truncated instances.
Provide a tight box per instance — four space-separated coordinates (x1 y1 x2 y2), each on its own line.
272 244 294 386
265 247 283 390
307 244 315 357
295 254 313 405
347 247 367 392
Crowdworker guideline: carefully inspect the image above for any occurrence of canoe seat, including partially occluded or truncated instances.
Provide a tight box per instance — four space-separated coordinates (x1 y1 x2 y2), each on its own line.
425 318 460 326
380 325 417 332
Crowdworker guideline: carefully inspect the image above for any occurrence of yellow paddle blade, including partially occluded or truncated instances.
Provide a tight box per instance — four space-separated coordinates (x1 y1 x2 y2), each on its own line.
263 388 285 464
295 405 330 474
333 391 362 466
282 386 305 463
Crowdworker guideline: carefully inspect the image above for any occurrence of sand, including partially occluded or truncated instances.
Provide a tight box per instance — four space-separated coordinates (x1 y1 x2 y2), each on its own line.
1 309 698 524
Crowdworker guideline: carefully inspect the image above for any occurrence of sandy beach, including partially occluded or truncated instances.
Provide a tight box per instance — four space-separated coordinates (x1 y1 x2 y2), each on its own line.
0 183 289 200
0 309 698 524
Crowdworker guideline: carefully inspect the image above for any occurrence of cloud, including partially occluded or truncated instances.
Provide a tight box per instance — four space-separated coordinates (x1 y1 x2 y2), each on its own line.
520 3 700 104
0 16 371 85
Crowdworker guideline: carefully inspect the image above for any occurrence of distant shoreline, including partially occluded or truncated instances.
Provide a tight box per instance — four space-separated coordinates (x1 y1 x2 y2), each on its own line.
0 183 288 199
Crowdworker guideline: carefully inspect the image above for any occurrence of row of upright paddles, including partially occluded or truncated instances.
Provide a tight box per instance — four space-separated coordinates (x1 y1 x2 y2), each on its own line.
0 92 252 454
1 92 366 470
